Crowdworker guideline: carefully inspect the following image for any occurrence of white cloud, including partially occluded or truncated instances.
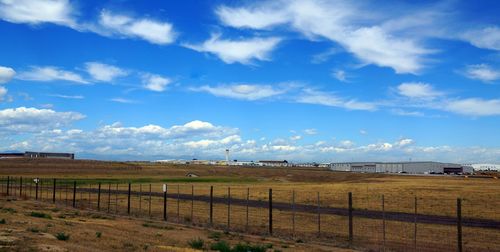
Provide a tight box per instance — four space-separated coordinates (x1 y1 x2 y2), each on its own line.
395 138 414 147
397 82 442 99
184 33 282 64
0 0 76 26
445 98 500 116
17 66 89 84
85 62 127 82
216 0 432 73
290 135 302 141
332 69 347 82
463 64 500 82
110 98 137 104
98 10 176 45
297 89 377 111
0 66 16 84
50 94 84 99
359 129 368 135
461 26 500 51
141 73 171 92
0 107 85 132
304 128 317 135
0 86 7 101
390 109 424 117
192 84 286 101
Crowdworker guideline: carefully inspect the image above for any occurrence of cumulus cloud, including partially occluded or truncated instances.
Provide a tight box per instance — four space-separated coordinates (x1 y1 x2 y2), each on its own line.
304 128 317 135
141 73 171 92
461 26 500 51
17 66 89 84
192 84 287 101
85 62 127 82
397 82 442 99
216 0 432 73
0 0 76 26
0 66 16 84
184 33 282 64
0 107 85 132
98 10 176 45
445 98 500 116
0 86 7 101
463 64 500 82
297 89 377 111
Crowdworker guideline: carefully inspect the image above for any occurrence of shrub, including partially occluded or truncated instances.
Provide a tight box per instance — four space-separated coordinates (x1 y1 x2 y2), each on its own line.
27 227 40 233
95 231 102 238
55 232 70 241
0 219 5 224
232 243 267 252
208 231 222 240
210 240 231 252
188 238 204 250
30 212 52 219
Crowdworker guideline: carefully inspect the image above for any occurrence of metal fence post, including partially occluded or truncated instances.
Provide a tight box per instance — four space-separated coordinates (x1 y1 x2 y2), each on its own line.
127 183 131 214
35 179 39 200
317 192 321 237
52 179 56 203
246 187 249 231
6 176 9 196
269 188 273 235
382 194 386 251
348 192 353 246
97 182 101 211
72 181 76 207
139 184 142 213
457 198 463 252
191 185 194 224
148 184 152 217
107 183 111 212
414 196 418 251
209 186 213 225
177 185 180 222
163 184 167 221
292 190 296 237
227 187 231 229
19 177 22 197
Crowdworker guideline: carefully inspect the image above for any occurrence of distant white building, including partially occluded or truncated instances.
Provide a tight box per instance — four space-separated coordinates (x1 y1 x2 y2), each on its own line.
330 161 473 174
468 164 500 171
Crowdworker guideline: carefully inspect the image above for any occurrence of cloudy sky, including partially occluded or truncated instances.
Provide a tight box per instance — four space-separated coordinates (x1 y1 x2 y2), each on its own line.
1 0 500 163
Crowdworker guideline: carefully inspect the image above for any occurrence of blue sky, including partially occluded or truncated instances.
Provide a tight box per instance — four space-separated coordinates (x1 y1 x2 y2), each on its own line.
0 0 500 163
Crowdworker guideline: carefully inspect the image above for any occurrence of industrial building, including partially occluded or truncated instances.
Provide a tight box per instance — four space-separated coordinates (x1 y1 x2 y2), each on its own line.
0 151 75 160
330 161 473 174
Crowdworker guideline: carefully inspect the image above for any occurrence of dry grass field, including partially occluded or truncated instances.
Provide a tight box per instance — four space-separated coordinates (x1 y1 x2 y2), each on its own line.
0 158 499 251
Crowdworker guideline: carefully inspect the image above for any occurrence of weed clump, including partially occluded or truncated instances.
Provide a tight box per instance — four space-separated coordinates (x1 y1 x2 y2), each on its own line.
55 232 70 241
210 241 231 252
96 231 102 238
0 219 5 224
188 238 204 249
30 212 52 219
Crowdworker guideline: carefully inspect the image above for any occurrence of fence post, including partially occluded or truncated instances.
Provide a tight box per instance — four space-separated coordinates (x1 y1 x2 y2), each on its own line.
292 190 295 237
107 183 111 212
246 187 249 232
177 185 180 223
35 179 39 200
317 192 321 237
6 176 9 196
19 177 22 197
209 186 213 226
72 181 76 207
139 184 142 213
163 184 167 221
148 184 152 217
382 194 386 251
348 192 353 246
52 179 56 203
227 187 231 229
97 182 101 211
191 185 194 224
457 198 463 252
414 196 418 251
115 183 118 214
127 183 131 214
269 188 273 235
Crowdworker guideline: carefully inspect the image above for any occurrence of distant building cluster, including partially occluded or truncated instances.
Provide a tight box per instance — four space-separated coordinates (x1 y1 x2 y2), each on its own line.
0 151 75 160
330 161 474 174
155 159 330 168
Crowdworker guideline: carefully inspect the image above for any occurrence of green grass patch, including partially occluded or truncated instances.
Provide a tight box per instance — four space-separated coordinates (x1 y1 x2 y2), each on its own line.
188 238 204 250
30 211 52 219
142 222 174 230
55 232 70 241
210 241 231 252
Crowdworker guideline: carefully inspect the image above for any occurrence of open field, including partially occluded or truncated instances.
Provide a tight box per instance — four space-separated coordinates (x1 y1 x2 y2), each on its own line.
0 158 499 251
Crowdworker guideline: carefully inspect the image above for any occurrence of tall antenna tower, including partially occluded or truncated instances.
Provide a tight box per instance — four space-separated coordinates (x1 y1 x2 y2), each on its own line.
225 149 230 163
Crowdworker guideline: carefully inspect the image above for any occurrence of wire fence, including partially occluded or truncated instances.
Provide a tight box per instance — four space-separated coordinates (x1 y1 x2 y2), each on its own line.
0 176 499 251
